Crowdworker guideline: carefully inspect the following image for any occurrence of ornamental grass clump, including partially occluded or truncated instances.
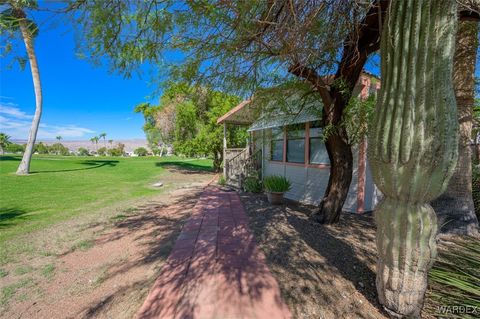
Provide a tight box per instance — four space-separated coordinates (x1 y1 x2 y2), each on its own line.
263 175 291 193
424 239 480 319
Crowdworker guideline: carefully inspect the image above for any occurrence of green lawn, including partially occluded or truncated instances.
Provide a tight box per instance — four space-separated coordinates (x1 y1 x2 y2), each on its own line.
0 155 213 245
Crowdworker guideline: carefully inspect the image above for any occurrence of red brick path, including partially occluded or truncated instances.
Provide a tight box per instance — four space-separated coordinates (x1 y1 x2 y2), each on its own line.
136 187 292 319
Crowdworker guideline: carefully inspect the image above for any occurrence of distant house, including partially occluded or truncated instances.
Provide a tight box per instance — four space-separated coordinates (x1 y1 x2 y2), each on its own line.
217 72 381 213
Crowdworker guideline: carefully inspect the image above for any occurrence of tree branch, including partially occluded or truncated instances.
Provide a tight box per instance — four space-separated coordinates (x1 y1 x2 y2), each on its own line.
287 63 332 106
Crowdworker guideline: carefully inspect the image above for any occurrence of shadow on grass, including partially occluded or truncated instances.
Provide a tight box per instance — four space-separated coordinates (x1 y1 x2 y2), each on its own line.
155 161 213 173
74 191 202 318
79 188 288 318
0 155 21 161
31 160 119 174
0 208 29 229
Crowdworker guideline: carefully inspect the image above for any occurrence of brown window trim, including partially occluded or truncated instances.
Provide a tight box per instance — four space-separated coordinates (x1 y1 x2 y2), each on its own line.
268 122 330 169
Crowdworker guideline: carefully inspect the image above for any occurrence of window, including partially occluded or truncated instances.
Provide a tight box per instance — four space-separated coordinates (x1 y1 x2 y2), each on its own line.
270 127 284 161
286 124 305 163
309 121 330 164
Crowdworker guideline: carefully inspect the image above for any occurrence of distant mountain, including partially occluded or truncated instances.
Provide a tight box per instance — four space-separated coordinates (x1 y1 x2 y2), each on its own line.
11 139 150 153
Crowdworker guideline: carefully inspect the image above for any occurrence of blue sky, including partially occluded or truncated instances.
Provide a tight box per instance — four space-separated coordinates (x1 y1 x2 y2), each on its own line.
0 9 157 141
0 11 377 142
1 6 477 141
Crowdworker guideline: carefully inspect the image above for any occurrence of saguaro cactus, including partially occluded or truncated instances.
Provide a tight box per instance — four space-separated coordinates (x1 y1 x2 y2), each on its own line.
368 1 458 318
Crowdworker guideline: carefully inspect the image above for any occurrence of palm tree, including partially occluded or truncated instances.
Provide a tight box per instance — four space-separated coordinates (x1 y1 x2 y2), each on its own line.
99 132 107 147
0 133 11 155
92 136 99 153
1 1 42 175
90 137 96 153
56 135 62 142
431 20 479 236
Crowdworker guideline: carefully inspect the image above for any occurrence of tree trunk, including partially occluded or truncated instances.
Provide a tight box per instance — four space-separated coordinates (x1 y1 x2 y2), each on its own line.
369 1 458 317
289 1 387 224
213 151 222 172
315 110 353 223
16 12 42 175
431 20 479 237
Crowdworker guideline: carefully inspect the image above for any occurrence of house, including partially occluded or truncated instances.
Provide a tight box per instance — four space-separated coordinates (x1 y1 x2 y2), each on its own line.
217 72 381 213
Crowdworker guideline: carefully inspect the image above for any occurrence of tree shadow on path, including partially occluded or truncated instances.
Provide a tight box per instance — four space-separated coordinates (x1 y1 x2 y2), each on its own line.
240 192 387 318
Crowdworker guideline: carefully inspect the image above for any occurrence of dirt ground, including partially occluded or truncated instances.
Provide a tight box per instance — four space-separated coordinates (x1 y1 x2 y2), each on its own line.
0 168 214 319
3 175 462 319
240 191 386 319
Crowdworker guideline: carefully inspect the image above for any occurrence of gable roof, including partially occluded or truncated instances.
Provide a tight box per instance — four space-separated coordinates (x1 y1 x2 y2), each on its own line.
216 100 254 125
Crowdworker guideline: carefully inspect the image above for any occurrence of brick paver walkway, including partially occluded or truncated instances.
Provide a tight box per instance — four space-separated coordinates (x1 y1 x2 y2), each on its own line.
136 187 292 319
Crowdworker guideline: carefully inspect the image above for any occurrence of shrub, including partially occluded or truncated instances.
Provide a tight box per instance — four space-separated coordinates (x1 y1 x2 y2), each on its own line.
77 147 90 156
218 175 226 186
134 147 149 156
425 238 480 319
107 144 125 156
6 143 24 154
263 175 291 193
97 147 107 156
35 142 49 154
50 143 70 156
243 174 262 193
108 148 122 156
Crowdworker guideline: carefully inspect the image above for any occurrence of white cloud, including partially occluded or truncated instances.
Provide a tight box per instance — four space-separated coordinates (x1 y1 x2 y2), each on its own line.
0 102 94 139
39 124 95 139
0 103 32 120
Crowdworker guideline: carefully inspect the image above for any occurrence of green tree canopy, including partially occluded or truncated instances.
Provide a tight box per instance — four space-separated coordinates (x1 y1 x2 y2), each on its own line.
134 102 162 149
141 82 246 171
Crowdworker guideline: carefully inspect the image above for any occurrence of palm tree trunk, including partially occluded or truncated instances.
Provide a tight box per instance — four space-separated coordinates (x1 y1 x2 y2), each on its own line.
16 14 42 175
431 20 479 237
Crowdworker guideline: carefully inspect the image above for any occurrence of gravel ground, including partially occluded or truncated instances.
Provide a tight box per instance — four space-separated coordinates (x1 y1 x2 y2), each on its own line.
239 191 387 319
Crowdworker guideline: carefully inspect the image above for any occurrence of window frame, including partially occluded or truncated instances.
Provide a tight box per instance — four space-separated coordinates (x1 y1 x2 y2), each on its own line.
270 127 285 162
308 121 330 165
267 121 330 169
286 123 306 164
